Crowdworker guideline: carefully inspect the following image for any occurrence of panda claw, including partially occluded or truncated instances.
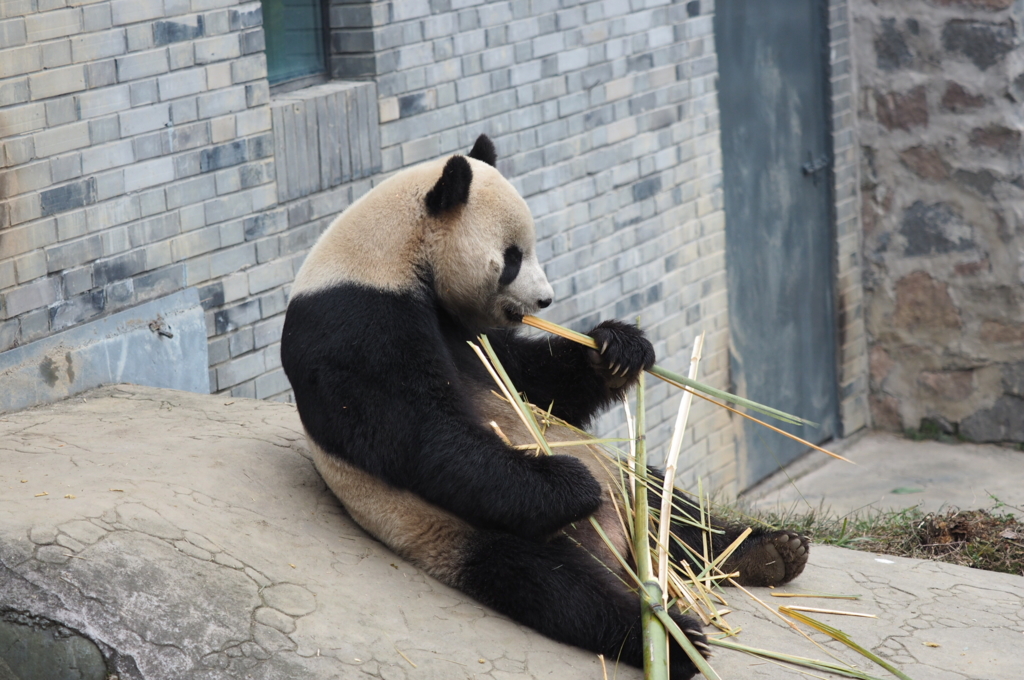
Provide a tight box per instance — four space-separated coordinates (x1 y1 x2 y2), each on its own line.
601 340 609 355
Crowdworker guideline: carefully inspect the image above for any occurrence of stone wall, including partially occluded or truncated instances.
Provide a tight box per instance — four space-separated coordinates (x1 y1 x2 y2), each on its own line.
854 0 1024 442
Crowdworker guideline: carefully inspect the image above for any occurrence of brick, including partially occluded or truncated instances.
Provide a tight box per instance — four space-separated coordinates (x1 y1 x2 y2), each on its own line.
134 264 186 302
0 220 56 260
53 212 86 243
111 0 163 26
88 115 120 144
62 266 93 296
228 3 261 31
127 213 179 248
153 15 205 46
168 42 195 70
25 7 81 42
85 59 117 88
79 142 135 182
212 298 257 335
255 368 289 399
0 160 51 196
253 314 284 349
34 121 90 157
166 176 217 209
0 101 44 136
247 259 290 294
44 232 102 273
217 350 265 389
194 34 240 64
0 45 41 79
45 96 77 126
129 79 159 107
0 17 27 47
209 243 255 278
119 102 170 136
199 139 246 173
204 189 253 224
197 85 246 118
14 249 47 284
70 29 127 62
116 49 169 81
2 276 61 318
123 157 174 192
50 153 82 183
171 225 220 261
93 248 146 286
0 77 29 107
230 53 265 83
236 107 270 136
82 3 112 32
158 67 206 100
29 64 86 100
49 289 107 330
39 177 97 218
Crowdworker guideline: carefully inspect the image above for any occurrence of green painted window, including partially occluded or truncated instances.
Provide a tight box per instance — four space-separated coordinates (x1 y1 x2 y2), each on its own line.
261 0 326 85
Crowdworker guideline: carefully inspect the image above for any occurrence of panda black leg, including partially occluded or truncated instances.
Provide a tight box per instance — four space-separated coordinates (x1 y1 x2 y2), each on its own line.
456 531 708 680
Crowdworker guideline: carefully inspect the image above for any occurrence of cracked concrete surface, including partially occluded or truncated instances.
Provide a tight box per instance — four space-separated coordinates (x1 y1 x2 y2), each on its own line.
1 386 1021 679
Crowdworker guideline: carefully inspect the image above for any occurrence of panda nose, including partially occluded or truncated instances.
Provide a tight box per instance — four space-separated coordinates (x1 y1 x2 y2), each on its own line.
537 297 552 309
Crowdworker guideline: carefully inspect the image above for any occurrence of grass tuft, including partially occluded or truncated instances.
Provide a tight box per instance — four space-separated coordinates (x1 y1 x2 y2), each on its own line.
723 504 1024 576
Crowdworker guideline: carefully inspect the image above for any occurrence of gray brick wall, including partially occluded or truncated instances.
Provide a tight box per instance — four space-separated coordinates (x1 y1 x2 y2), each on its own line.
1 0 866 496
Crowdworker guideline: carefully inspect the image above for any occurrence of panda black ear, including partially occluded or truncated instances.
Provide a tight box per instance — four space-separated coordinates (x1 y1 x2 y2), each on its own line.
468 134 497 167
425 155 473 217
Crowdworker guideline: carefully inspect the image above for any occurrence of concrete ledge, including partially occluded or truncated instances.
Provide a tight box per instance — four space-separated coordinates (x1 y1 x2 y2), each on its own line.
0 289 209 413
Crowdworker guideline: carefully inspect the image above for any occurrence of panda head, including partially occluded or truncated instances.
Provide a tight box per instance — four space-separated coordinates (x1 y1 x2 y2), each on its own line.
424 135 554 329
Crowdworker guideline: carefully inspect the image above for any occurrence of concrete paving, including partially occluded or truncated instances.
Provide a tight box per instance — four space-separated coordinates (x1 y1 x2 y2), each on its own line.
1 385 1022 679
746 431 1024 518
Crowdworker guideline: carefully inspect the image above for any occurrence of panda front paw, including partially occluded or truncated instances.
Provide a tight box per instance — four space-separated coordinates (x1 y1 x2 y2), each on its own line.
525 454 603 538
587 320 656 390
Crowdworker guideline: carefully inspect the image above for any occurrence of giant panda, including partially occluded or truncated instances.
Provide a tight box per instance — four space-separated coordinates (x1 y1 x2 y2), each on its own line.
281 135 809 679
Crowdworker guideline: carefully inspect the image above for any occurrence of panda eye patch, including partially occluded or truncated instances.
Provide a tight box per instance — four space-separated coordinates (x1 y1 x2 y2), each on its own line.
499 245 523 286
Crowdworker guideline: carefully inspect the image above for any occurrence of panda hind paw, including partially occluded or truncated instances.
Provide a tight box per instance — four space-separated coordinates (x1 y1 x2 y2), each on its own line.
724 530 809 587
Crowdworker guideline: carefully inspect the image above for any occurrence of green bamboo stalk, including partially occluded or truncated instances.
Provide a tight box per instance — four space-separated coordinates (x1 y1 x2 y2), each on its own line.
630 373 669 680
707 638 892 680
780 608 916 680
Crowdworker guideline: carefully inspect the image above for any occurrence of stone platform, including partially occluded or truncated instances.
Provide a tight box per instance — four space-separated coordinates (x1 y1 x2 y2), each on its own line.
1 386 1021 679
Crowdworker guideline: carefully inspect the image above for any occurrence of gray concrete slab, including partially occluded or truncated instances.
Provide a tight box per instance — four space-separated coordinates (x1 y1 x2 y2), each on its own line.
747 432 1024 518
1 386 1021 679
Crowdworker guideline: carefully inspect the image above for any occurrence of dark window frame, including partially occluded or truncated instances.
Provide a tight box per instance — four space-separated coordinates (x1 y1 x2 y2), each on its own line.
262 0 332 94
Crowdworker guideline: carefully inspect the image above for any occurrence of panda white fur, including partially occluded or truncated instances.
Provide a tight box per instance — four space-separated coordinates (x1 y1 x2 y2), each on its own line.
281 135 808 679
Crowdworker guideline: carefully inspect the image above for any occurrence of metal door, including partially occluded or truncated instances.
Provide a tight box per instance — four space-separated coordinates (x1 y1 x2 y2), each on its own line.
714 0 839 487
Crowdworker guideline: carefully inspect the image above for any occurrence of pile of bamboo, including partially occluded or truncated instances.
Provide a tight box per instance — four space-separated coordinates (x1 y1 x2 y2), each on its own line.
469 316 913 680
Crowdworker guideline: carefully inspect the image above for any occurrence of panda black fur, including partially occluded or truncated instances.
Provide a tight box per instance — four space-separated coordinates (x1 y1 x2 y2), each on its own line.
281 135 809 679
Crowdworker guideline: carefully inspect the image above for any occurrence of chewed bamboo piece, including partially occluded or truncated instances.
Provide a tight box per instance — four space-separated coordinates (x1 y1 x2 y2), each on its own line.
659 332 705 603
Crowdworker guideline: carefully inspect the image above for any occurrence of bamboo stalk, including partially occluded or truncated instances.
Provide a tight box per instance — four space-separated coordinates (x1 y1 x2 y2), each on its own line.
658 332 705 602
779 609 915 680
631 373 669 679
707 639 892 680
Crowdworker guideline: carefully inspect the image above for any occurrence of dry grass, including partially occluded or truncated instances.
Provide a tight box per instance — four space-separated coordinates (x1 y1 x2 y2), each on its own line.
726 504 1024 577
